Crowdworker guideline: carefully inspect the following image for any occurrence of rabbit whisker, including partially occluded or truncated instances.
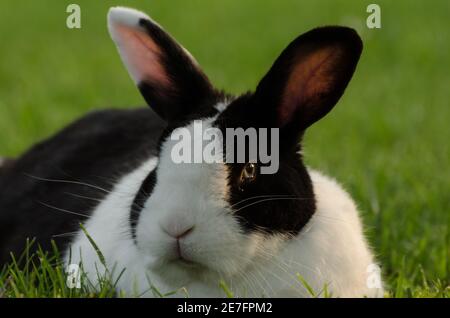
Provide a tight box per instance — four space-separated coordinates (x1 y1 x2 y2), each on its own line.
232 197 312 214
25 173 112 194
38 201 89 218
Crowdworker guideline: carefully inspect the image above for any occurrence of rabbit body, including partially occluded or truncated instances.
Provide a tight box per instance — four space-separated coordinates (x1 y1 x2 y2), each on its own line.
0 7 383 297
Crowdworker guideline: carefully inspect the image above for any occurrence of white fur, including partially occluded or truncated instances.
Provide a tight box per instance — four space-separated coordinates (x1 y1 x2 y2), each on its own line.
66 119 383 298
108 7 156 30
214 101 230 113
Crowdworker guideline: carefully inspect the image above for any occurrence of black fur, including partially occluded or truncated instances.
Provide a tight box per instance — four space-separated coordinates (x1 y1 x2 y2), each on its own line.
214 95 315 235
0 158 14 177
137 18 216 122
0 108 165 265
212 26 362 235
130 169 157 241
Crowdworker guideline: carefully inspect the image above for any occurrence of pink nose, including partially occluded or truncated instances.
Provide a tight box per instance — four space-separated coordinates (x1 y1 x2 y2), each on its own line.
163 225 194 240
174 226 194 239
162 225 194 262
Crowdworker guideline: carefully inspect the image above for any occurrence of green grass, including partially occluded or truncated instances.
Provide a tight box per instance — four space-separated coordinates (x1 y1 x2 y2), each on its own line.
0 0 448 297
0 239 119 298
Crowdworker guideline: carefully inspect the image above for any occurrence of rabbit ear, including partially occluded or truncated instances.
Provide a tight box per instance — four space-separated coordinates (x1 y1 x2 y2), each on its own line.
108 7 215 122
254 26 362 131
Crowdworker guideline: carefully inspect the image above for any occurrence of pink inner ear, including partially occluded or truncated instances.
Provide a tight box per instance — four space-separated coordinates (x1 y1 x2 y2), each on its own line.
279 46 342 126
113 24 171 86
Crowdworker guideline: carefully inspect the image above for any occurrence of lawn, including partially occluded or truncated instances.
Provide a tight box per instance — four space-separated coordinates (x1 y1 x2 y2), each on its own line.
0 0 448 297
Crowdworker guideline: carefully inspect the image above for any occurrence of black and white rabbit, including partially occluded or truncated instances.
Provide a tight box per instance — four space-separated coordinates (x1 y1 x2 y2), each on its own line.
0 7 383 297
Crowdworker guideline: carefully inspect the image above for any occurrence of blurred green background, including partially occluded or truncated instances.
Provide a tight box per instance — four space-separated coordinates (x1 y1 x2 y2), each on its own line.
0 0 448 296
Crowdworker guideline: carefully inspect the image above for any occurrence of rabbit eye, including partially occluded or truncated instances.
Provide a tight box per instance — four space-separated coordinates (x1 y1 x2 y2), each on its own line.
239 163 257 190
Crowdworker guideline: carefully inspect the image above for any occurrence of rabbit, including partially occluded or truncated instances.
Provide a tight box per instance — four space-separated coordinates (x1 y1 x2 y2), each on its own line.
0 7 383 298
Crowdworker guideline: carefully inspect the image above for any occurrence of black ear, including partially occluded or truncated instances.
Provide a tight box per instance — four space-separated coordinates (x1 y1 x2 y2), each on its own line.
108 7 215 122
254 26 362 131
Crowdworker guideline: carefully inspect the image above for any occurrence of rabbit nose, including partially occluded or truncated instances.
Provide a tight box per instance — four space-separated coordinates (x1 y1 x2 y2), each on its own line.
174 226 194 239
162 224 195 240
